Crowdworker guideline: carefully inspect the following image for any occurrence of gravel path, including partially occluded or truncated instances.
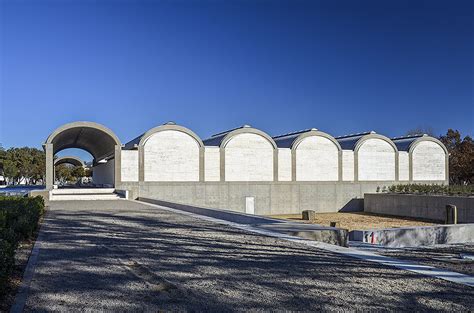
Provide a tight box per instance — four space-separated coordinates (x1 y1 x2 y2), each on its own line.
22 200 474 312
366 243 474 276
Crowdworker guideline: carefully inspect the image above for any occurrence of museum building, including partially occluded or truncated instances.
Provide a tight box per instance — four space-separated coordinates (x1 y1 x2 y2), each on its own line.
44 121 448 214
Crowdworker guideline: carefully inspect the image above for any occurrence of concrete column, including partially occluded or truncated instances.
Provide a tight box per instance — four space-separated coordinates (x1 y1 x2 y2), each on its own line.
273 149 278 182
408 152 413 183
219 147 225 182
45 143 54 189
395 152 399 182
291 149 296 182
445 154 450 184
354 151 359 182
338 150 343 182
138 145 145 182
199 147 205 182
114 145 122 187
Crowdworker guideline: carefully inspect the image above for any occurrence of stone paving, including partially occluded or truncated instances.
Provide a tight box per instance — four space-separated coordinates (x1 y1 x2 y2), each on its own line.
21 200 474 311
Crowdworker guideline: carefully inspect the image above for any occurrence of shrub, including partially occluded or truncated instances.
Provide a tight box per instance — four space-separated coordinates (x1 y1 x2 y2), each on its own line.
0 196 45 294
387 184 474 196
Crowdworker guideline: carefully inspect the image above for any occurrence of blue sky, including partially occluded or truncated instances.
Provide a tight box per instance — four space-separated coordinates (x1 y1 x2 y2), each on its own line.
1 0 473 161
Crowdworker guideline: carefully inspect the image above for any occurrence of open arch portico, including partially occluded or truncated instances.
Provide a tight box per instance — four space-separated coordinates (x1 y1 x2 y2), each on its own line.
53 156 86 184
54 156 85 168
44 121 121 189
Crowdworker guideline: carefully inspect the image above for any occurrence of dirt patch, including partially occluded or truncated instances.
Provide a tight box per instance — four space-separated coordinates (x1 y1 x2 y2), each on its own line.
269 212 438 231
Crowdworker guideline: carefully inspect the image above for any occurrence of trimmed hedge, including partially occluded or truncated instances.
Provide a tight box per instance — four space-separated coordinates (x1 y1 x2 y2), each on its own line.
0 196 44 294
383 184 474 196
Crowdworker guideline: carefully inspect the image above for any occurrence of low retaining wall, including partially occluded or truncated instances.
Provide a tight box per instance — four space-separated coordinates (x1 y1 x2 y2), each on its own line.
139 197 348 246
116 181 440 215
29 190 50 205
350 224 474 248
364 193 474 223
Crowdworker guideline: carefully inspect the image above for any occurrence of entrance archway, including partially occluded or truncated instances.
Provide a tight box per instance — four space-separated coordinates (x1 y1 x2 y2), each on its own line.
44 122 121 189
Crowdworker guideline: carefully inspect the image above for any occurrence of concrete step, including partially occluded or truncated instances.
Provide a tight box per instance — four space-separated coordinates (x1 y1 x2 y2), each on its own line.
51 188 116 195
51 193 124 201
50 188 125 201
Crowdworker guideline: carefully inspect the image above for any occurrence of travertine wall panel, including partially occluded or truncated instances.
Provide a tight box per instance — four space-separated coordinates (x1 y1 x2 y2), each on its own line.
295 136 338 181
278 148 292 181
144 130 199 181
358 139 395 181
412 141 445 181
205 147 220 181
398 151 409 181
121 150 138 182
224 133 274 181
342 150 354 181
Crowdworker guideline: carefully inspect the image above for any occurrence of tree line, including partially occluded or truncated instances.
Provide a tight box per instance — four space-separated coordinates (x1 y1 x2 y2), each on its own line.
0 147 45 185
0 146 90 185
439 129 474 184
0 128 473 185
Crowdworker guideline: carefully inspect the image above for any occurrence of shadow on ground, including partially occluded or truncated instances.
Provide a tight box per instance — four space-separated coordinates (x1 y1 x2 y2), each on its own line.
23 200 474 312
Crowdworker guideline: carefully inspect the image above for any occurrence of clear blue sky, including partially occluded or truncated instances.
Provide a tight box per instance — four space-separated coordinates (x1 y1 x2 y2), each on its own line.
1 0 473 161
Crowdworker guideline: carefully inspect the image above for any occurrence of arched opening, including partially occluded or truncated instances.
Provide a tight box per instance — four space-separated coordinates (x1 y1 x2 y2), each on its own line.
44 122 121 189
53 156 90 186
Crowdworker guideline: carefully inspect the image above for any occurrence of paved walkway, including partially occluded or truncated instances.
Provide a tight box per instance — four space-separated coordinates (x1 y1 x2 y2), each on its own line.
19 200 474 311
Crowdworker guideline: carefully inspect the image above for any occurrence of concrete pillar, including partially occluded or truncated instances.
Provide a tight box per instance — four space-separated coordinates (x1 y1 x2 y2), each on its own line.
445 153 450 184
395 152 400 182
302 210 315 221
114 145 121 187
354 151 359 182
445 205 458 224
45 143 54 189
338 150 343 182
219 147 225 182
138 145 145 182
199 147 205 182
273 149 278 182
291 149 296 182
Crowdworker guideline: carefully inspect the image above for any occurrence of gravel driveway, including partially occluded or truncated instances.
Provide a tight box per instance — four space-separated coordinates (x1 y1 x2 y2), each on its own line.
21 200 474 312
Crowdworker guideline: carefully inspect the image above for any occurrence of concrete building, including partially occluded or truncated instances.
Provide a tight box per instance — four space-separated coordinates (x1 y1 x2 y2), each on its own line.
44 121 449 215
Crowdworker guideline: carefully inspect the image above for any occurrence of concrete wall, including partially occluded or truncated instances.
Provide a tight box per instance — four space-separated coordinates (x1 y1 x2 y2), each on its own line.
398 151 409 181
204 147 220 181
93 159 115 185
121 150 138 182
143 130 200 182
342 150 354 181
351 224 474 248
364 193 474 223
412 141 446 181
224 133 274 181
358 139 395 181
295 136 338 181
278 148 292 181
117 181 399 215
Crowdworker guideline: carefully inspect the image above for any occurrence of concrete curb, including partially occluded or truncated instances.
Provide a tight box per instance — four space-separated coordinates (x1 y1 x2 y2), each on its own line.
139 197 286 225
139 197 349 247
